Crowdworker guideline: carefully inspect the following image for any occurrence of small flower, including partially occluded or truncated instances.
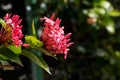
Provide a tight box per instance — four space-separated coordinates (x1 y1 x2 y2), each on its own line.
40 13 74 59
0 13 23 46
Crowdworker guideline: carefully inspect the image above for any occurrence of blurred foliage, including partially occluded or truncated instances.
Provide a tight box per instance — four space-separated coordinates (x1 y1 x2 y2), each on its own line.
27 0 120 80
1 0 120 80
25 0 120 80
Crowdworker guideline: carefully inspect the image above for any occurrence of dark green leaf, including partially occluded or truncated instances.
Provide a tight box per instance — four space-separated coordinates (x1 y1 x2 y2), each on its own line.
37 47 57 60
0 47 23 66
21 50 51 74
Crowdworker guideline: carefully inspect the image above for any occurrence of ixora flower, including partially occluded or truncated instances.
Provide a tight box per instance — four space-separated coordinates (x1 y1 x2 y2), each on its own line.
0 13 23 46
40 13 74 59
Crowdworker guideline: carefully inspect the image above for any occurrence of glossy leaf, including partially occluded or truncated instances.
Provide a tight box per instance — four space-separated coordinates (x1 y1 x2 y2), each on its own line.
21 50 51 74
0 47 23 66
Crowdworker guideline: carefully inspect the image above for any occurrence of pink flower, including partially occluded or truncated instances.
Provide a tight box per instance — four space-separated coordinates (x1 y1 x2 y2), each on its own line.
0 13 23 46
22 43 30 47
40 13 74 59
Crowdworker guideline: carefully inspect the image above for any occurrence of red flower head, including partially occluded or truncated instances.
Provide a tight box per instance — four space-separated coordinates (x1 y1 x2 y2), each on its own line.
40 13 74 59
0 13 23 46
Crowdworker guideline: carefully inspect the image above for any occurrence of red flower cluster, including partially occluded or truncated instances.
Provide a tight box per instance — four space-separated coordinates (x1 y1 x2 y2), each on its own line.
40 13 73 59
0 13 23 46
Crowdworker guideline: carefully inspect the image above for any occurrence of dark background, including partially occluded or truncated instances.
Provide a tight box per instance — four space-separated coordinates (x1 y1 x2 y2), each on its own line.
1 0 120 80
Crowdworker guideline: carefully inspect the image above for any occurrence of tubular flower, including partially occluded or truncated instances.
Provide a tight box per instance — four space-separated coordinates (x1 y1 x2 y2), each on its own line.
40 13 74 59
0 13 23 46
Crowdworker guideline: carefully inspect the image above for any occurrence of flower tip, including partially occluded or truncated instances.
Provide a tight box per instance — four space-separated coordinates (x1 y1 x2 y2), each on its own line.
65 33 72 38
40 17 45 20
51 13 55 20
67 42 74 47
22 43 30 47
64 54 67 59
5 13 10 16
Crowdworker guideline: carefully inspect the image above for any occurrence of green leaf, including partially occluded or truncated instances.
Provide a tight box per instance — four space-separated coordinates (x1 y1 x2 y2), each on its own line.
21 50 51 74
83 9 98 18
7 46 21 55
100 1 112 10
93 0 112 10
0 47 23 66
100 16 115 34
104 18 115 34
0 54 8 60
109 10 120 17
115 51 120 58
37 47 57 60
74 0 80 9
106 25 115 34
94 8 106 15
32 20 36 38
25 36 43 48
0 18 6 28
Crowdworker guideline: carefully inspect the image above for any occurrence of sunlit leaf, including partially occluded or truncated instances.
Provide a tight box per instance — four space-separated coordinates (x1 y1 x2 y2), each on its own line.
0 18 6 28
93 0 113 10
83 9 98 18
115 51 120 58
106 25 115 34
0 47 23 66
109 10 120 17
21 50 51 74
101 16 115 34
7 46 21 55
105 19 115 34
25 36 43 48
94 8 106 15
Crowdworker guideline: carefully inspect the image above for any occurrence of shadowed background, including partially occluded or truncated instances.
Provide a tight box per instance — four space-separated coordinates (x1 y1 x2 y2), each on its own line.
0 0 120 80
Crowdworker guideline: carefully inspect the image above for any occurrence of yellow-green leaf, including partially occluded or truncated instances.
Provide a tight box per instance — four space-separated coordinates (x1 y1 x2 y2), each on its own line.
32 20 36 38
7 46 21 55
0 18 6 28
109 10 120 17
25 36 43 48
